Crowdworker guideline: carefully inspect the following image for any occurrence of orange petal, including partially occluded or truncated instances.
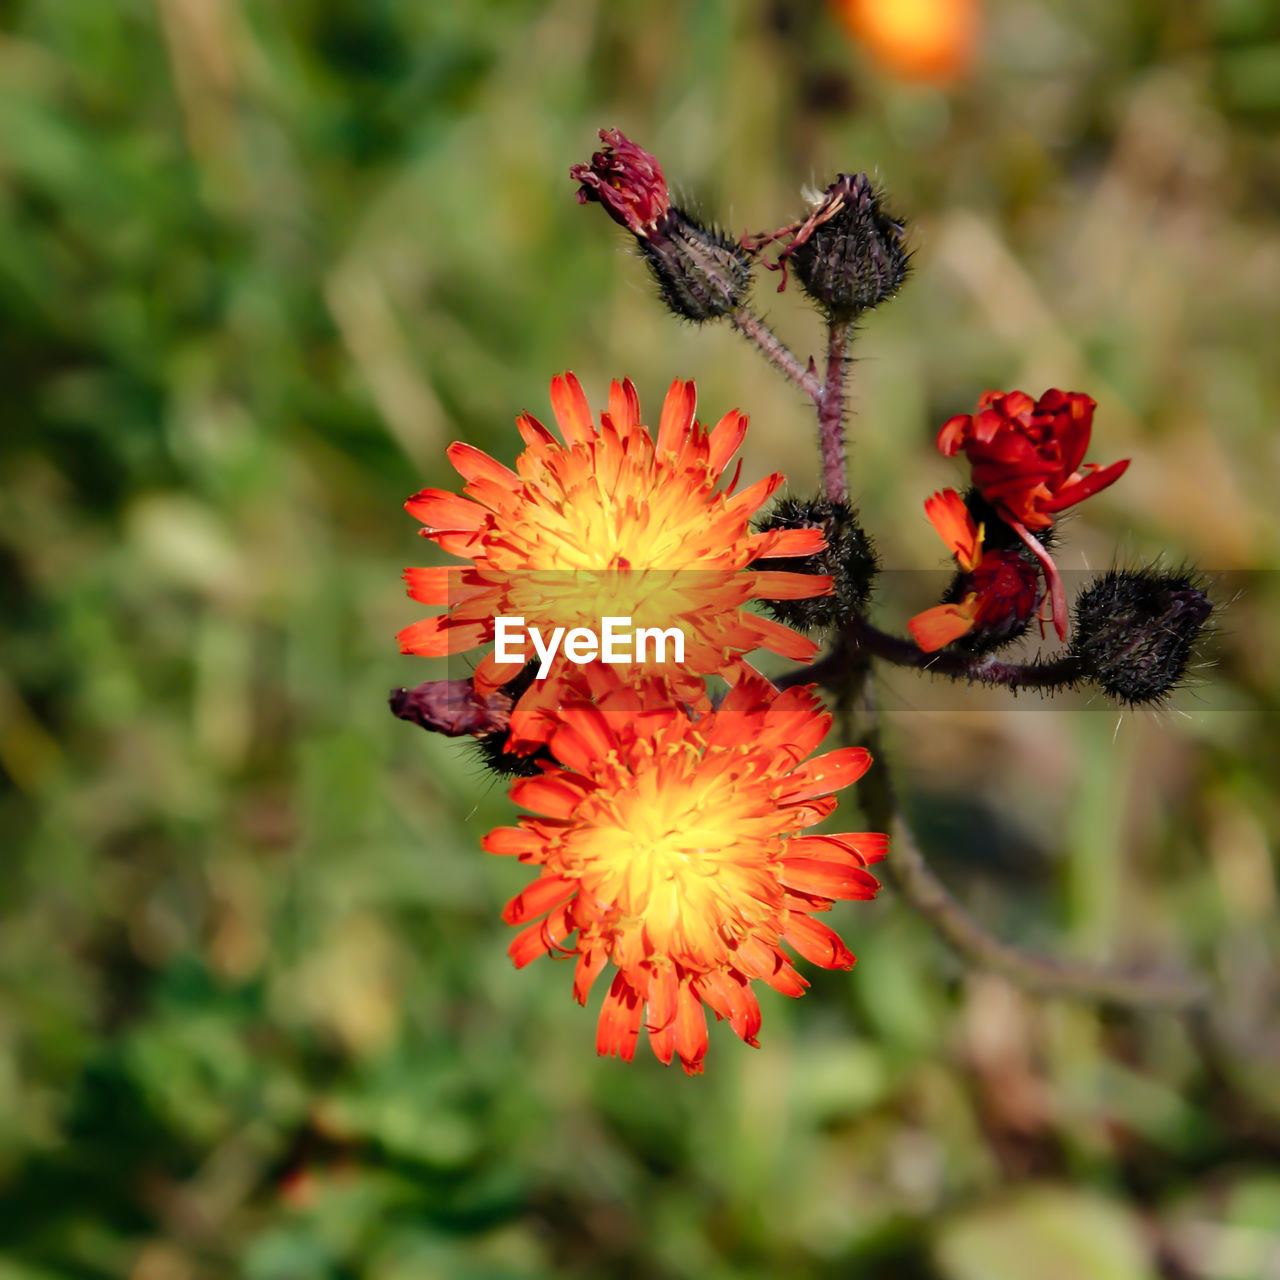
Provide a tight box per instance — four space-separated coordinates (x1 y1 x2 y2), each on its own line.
748 570 833 600
907 601 976 653
481 826 544 858
397 617 490 657
573 946 608 1005
655 378 697 455
706 409 748 477
607 378 641 438
404 488 486 530
401 566 453 605
674 982 709 1074
923 489 982 569
501 874 576 925
750 526 826 559
778 746 873 800
549 372 596 445
515 411 556 448
777 858 880 900
446 441 519 488
596 972 644 1063
508 772 590 819
783 914 856 970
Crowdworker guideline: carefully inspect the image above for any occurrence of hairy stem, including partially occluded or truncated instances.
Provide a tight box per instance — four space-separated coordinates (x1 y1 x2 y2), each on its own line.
819 319 853 504
775 616 1086 693
728 307 822 401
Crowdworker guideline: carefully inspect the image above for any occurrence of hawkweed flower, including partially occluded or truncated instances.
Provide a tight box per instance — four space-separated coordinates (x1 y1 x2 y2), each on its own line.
483 673 885 1074
399 374 831 746
572 129 753 322
908 489 1041 653
937 389 1129 640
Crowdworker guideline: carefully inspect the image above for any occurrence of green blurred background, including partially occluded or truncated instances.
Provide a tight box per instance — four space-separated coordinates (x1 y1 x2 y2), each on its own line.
2 1 1279 1277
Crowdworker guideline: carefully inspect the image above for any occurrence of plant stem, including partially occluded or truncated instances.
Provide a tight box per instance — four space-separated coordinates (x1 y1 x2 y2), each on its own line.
728 307 822 401
819 319 853 504
849 677 1209 1012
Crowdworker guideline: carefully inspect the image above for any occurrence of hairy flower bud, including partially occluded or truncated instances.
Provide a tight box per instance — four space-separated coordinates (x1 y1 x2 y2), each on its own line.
1072 569 1213 705
572 128 752 322
788 174 909 320
755 496 879 631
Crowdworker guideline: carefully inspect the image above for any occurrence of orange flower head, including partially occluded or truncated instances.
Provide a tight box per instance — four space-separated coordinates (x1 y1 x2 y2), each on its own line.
908 489 1042 653
835 0 980 85
399 374 832 745
483 672 885 1075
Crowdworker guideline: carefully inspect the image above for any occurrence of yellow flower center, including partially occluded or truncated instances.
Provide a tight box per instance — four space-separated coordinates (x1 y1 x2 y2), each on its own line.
559 748 786 970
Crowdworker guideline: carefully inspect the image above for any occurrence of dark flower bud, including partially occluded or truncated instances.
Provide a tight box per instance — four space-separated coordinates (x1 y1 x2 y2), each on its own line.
572 128 752 323
389 678 512 737
1072 569 1213 705
755 496 879 632
786 174 909 320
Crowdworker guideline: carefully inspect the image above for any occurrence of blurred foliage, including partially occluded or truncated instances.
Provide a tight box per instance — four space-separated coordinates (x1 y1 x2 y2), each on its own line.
1 1 1279 1277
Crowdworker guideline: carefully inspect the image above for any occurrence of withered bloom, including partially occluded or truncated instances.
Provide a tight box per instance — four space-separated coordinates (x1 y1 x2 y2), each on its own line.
389 678 512 737
572 128 752 322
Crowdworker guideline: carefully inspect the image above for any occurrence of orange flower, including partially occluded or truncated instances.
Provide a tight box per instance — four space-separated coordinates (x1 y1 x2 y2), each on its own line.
908 490 1041 653
399 374 831 744
483 673 885 1074
834 0 980 85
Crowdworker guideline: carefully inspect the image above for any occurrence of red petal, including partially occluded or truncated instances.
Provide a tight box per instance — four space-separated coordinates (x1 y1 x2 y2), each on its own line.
696 970 761 1046
645 965 679 1066
515 411 556 448
1042 458 1130 512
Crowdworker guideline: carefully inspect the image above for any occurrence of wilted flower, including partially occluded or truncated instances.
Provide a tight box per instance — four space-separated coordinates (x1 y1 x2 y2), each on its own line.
572 129 753 322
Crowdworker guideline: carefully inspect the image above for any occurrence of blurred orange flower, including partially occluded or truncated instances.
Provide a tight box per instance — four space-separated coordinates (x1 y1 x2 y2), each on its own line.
833 0 980 85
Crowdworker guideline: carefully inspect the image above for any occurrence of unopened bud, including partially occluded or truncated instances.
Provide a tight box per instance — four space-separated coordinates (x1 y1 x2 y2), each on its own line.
1072 569 1213 705
788 174 909 320
572 128 752 323
755 496 879 631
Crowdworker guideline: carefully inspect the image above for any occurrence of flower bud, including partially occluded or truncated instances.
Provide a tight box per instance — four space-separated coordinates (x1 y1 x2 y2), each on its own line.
572 128 752 323
788 174 909 320
1072 569 1213 705
755 496 879 631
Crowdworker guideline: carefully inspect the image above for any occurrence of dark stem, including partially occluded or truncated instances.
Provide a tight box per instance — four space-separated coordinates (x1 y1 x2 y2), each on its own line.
819 319 853 504
728 307 822 401
775 614 1085 693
